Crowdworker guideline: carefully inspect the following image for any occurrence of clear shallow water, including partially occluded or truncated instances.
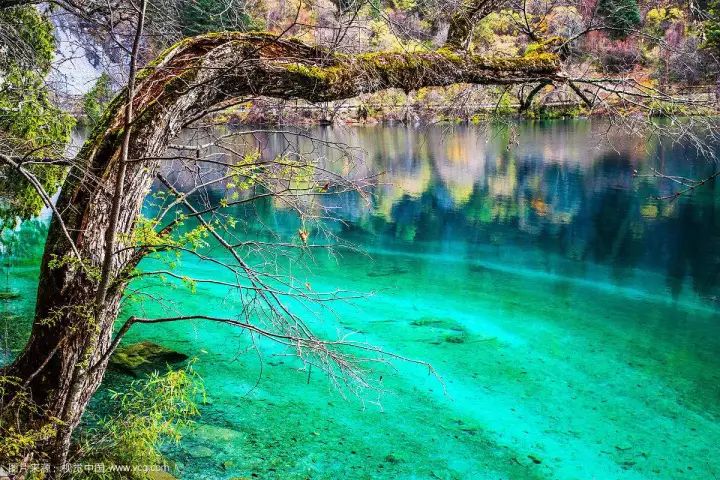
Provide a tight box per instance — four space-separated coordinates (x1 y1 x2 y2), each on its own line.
2 121 720 479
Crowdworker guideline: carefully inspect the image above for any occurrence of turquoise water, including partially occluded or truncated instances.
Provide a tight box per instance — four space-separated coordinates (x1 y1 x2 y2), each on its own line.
2 121 720 479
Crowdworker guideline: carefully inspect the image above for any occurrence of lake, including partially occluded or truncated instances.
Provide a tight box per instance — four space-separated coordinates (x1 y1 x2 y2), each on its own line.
2 120 719 479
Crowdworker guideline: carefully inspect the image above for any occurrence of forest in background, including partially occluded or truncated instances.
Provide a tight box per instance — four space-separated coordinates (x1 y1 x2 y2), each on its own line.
215 0 720 122
77 0 720 122
5 0 720 129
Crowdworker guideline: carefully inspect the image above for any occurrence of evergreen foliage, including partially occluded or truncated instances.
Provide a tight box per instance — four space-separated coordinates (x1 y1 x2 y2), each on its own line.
596 0 642 39
179 0 256 36
0 6 74 228
704 0 720 55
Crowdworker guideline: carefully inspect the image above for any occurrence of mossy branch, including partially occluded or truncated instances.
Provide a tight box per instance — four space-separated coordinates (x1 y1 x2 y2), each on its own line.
76 31 562 187
144 32 561 101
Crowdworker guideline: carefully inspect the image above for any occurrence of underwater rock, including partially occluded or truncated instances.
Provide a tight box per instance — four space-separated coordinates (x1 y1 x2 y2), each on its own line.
147 471 177 480
109 341 188 377
188 446 214 458
194 424 243 443
384 453 403 464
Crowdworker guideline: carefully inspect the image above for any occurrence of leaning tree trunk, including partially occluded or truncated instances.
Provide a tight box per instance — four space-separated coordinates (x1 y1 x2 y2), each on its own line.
0 32 560 472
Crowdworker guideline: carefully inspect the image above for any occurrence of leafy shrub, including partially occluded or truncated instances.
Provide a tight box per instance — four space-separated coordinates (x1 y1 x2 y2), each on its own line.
79 365 204 478
545 7 585 55
663 35 706 84
587 32 643 72
645 7 685 40
0 376 60 466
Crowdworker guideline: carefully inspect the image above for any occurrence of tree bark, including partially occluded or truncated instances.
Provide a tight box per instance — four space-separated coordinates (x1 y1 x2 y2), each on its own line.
0 31 561 473
446 0 506 49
